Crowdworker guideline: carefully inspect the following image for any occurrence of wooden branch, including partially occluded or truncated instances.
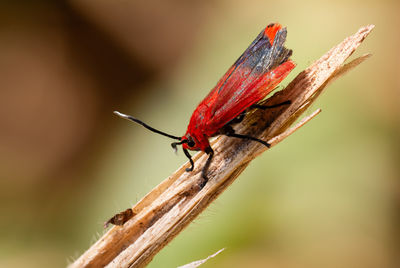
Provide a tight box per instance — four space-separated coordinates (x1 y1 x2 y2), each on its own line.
70 25 374 268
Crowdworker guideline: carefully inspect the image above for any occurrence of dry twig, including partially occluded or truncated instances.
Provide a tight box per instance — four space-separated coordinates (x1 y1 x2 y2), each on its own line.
70 25 374 268
177 248 225 268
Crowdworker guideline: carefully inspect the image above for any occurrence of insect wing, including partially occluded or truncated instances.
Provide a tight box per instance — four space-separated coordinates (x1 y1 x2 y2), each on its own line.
195 26 274 113
205 24 295 133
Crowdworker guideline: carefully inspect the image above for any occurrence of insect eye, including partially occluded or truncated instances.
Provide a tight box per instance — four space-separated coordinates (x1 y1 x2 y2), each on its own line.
187 139 195 147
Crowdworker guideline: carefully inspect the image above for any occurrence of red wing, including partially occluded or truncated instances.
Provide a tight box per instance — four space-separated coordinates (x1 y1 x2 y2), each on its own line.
194 24 283 116
203 23 295 134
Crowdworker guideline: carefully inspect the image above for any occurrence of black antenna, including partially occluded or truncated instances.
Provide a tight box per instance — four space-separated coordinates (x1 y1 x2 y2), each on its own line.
114 111 181 141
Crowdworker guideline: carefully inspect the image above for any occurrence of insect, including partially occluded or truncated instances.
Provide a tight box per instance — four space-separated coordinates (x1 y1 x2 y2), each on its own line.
114 23 295 187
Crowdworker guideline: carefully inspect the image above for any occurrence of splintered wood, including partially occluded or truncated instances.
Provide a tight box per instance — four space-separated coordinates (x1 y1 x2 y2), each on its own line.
70 25 374 268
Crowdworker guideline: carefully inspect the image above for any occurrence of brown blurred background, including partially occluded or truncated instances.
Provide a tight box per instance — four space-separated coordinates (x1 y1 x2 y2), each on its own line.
0 0 399 267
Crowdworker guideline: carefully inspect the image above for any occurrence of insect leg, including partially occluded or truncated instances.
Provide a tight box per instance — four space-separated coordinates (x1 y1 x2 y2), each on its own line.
221 125 271 148
226 132 271 148
171 139 189 153
200 147 214 188
251 100 291 110
183 148 194 172
224 100 291 130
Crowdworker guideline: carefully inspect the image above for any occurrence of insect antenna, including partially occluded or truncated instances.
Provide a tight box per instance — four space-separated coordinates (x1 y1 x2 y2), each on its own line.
114 111 181 141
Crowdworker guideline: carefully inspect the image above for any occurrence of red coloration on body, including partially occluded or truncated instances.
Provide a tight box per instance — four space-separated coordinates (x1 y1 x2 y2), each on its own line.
114 23 295 188
182 23 295 151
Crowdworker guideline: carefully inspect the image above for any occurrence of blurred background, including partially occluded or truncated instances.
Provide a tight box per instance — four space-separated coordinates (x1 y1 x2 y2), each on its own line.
0 0 398 267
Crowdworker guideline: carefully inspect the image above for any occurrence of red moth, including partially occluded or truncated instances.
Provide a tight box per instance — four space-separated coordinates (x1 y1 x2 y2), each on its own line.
114 23 295 187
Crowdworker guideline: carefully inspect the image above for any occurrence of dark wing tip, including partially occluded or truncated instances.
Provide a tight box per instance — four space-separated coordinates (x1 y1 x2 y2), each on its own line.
271 28 292 65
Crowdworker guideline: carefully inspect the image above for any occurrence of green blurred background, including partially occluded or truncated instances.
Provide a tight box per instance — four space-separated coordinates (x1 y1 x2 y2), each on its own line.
0 0 398 267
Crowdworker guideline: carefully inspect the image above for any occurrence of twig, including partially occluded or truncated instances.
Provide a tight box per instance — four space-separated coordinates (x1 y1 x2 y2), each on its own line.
178 248 225 268
69 24 374 268
177 248 225 268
